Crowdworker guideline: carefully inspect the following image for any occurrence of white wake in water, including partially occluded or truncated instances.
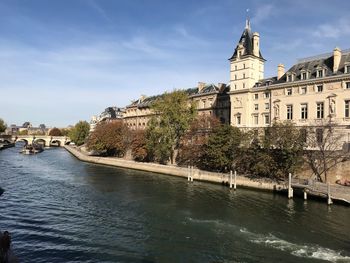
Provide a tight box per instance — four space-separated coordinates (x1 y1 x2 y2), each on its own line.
240 228 350 262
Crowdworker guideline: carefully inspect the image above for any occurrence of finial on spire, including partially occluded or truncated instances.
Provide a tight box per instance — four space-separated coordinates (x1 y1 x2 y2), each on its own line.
245 8 251 30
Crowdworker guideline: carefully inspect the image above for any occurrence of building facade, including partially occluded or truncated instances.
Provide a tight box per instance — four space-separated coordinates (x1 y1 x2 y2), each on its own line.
90 107 125 132
229 20 350 135
123 84 231 130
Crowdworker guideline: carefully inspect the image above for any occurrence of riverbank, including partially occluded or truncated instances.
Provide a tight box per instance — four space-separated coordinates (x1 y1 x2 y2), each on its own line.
63 145 286 193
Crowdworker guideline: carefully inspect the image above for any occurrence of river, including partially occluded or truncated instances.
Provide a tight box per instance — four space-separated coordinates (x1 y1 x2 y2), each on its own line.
0 146 349 263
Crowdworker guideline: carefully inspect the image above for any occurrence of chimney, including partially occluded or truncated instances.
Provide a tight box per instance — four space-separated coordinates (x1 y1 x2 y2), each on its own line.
333 47 341 73
277 64 285 80
217 83 227 92
252 32 260 57
198 82 206 92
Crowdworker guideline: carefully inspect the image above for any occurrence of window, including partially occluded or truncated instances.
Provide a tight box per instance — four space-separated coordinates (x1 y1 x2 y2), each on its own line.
243 83 246 89
235 75 237 80
254 94 258 100
265 103 270 110
301 87 307 94
243 73 246 79
300 129 307 143
287 74 293 82
264 114 270 125
316 128 323 143
243 63 246 69
234 84 237 90
316 102 324 119
286 88 292 96
317 69 323 78
345 100 350 118
235 65 237 71
254 104 259 111
346 65 350 73
287 105 293 120
253 115 258 125
264 92 270 99
301 104 308 119
301 72 307 80
346 82 350 89
237 115 241 125
317 85 323 92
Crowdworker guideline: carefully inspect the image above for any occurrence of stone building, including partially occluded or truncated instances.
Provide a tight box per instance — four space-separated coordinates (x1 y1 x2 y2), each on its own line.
228 19 350 146
90 107 125 132
123 84 231 130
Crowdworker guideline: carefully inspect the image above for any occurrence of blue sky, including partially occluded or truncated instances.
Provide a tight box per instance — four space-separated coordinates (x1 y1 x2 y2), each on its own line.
1 0 350 127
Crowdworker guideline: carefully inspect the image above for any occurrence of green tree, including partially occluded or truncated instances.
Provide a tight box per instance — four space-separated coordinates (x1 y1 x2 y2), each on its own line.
49 127 63 136
177 115 220 167
149 90 196 164
201 124 242 172
237 121 305 180
86 121 129 157
18 130 28 135
0 118 7 133
69 121 90 146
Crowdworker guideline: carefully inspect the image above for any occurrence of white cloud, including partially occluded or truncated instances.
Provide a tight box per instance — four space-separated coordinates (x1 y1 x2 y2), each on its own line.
313 17 350 38
251 4 275 25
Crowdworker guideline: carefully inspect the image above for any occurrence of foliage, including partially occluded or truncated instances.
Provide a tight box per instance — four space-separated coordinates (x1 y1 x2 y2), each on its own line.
18 130 28 135
177 115 220 166
69 121 90 146
149 90 197 164
86 121 129 157
0 118 7 133
304 120 349 183
130 129 148 161
237 121 305 180
60 128 71 137
49 127 62 136
200 124 242 172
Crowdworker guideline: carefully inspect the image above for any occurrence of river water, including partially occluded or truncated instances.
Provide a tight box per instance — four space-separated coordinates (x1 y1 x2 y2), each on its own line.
0 146 349 263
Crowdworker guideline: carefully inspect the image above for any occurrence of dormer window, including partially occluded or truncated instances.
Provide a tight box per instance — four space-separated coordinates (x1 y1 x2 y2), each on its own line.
301 70 309 80
264 92 270 99
345 64 350 74
317 69 325 78
286 73 295 82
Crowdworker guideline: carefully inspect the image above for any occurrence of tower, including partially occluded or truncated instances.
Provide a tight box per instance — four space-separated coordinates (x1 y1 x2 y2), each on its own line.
229 19 265 91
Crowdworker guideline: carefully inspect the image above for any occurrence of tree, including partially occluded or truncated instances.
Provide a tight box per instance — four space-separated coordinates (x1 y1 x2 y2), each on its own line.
130 129 148 161
237 122 305 180
0 118 7 133
177 115 220 167
149 90 197 164
49 127 62 136
69 121 90 146
60 128 71 137
304 120 349 183
86 121 129 157
201 124 242 172
18 130 28 135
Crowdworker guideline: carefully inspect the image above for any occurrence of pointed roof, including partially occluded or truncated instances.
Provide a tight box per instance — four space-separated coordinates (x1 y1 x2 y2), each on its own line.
229 19 265 61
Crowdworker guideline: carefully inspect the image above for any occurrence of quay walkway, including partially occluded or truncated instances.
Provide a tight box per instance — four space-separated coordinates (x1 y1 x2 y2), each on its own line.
291 178 350 205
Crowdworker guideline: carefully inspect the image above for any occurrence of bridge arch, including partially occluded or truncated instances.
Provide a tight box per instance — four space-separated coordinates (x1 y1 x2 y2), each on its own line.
50 140 61 147
34 138 48 147
15 139 28 146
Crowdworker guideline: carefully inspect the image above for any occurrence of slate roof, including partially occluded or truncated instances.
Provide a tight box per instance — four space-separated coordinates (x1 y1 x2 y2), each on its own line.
126 84 229 109
253 49 350 88
276 50 350 84
229 24 264 61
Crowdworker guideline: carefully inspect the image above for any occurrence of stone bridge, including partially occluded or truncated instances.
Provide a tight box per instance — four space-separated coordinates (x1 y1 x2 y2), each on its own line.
1 135 71 147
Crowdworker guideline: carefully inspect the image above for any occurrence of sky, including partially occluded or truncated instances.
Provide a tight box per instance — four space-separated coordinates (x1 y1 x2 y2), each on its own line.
1 0 350 127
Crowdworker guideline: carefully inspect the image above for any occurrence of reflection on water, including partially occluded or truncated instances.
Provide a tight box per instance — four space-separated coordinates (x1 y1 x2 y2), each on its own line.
0 147 349 263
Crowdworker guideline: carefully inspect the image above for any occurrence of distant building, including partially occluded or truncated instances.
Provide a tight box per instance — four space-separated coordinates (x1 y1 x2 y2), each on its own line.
123 84 231 130
90 107 125 132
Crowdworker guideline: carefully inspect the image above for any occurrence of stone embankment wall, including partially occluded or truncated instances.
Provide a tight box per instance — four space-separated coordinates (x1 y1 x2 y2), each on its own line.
64 145 286 192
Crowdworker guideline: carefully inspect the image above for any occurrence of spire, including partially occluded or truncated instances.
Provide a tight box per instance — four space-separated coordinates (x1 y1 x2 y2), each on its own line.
245 8 251 30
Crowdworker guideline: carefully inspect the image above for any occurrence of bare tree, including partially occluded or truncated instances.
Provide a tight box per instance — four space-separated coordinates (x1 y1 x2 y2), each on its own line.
304 119 349 183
